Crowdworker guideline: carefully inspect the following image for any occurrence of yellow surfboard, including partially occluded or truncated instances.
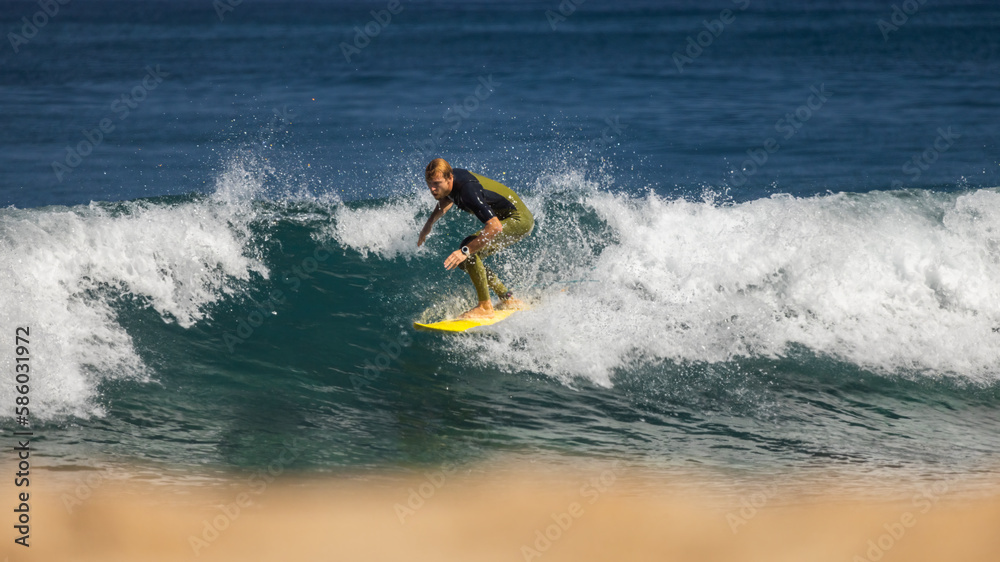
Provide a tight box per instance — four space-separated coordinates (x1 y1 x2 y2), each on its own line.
413 309 520 333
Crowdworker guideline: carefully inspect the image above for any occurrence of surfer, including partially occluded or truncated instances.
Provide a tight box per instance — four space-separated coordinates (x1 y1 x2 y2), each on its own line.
417 158 533 319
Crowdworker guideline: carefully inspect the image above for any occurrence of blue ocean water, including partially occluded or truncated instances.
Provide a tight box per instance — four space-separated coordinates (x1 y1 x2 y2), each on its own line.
1 0 999 485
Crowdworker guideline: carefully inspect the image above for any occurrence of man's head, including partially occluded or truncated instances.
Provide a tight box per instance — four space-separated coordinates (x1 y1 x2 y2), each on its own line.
425 158 454 200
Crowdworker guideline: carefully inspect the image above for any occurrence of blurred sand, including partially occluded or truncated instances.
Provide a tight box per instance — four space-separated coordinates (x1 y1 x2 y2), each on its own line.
3 462 999 562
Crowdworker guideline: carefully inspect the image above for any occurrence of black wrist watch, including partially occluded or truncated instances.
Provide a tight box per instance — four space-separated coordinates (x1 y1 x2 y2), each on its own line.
461 246 471 256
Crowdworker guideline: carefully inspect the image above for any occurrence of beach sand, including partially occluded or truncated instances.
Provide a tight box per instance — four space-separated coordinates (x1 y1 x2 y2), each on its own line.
3 462 999 561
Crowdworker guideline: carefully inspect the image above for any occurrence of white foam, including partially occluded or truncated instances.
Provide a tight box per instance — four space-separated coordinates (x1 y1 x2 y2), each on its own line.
455 177 1000 386
328 194 427 260
0 158 268 420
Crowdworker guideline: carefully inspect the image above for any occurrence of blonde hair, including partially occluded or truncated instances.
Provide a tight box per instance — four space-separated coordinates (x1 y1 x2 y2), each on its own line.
425 158 453 182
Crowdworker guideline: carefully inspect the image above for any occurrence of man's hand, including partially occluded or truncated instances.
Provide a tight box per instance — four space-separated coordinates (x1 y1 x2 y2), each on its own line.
444 249 468 270
417 226 431 247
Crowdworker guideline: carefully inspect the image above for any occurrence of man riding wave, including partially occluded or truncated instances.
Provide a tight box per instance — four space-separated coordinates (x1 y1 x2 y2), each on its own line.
418 158 533 319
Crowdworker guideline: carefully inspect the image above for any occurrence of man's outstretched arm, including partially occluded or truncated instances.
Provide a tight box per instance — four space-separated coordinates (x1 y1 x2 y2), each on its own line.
418 200 452 246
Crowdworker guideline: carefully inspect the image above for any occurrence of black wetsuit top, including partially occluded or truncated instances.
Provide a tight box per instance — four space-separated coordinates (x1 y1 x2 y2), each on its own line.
446 169 518 223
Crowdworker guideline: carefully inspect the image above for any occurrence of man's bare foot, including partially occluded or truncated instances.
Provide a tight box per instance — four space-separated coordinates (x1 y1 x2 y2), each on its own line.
458 303 495 319
498 297 527 310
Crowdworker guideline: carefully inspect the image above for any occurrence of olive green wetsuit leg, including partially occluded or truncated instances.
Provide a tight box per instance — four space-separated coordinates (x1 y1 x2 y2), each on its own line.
458 208 534 303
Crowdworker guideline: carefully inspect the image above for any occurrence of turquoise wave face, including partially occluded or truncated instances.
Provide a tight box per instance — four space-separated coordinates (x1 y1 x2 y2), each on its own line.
2 162 1000 483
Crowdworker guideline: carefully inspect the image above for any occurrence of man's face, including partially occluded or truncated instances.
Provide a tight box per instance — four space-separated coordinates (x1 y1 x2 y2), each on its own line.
426 173 454 200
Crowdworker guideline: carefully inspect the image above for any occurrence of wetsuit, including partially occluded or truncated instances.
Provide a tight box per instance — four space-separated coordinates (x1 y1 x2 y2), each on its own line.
446 169 534 303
